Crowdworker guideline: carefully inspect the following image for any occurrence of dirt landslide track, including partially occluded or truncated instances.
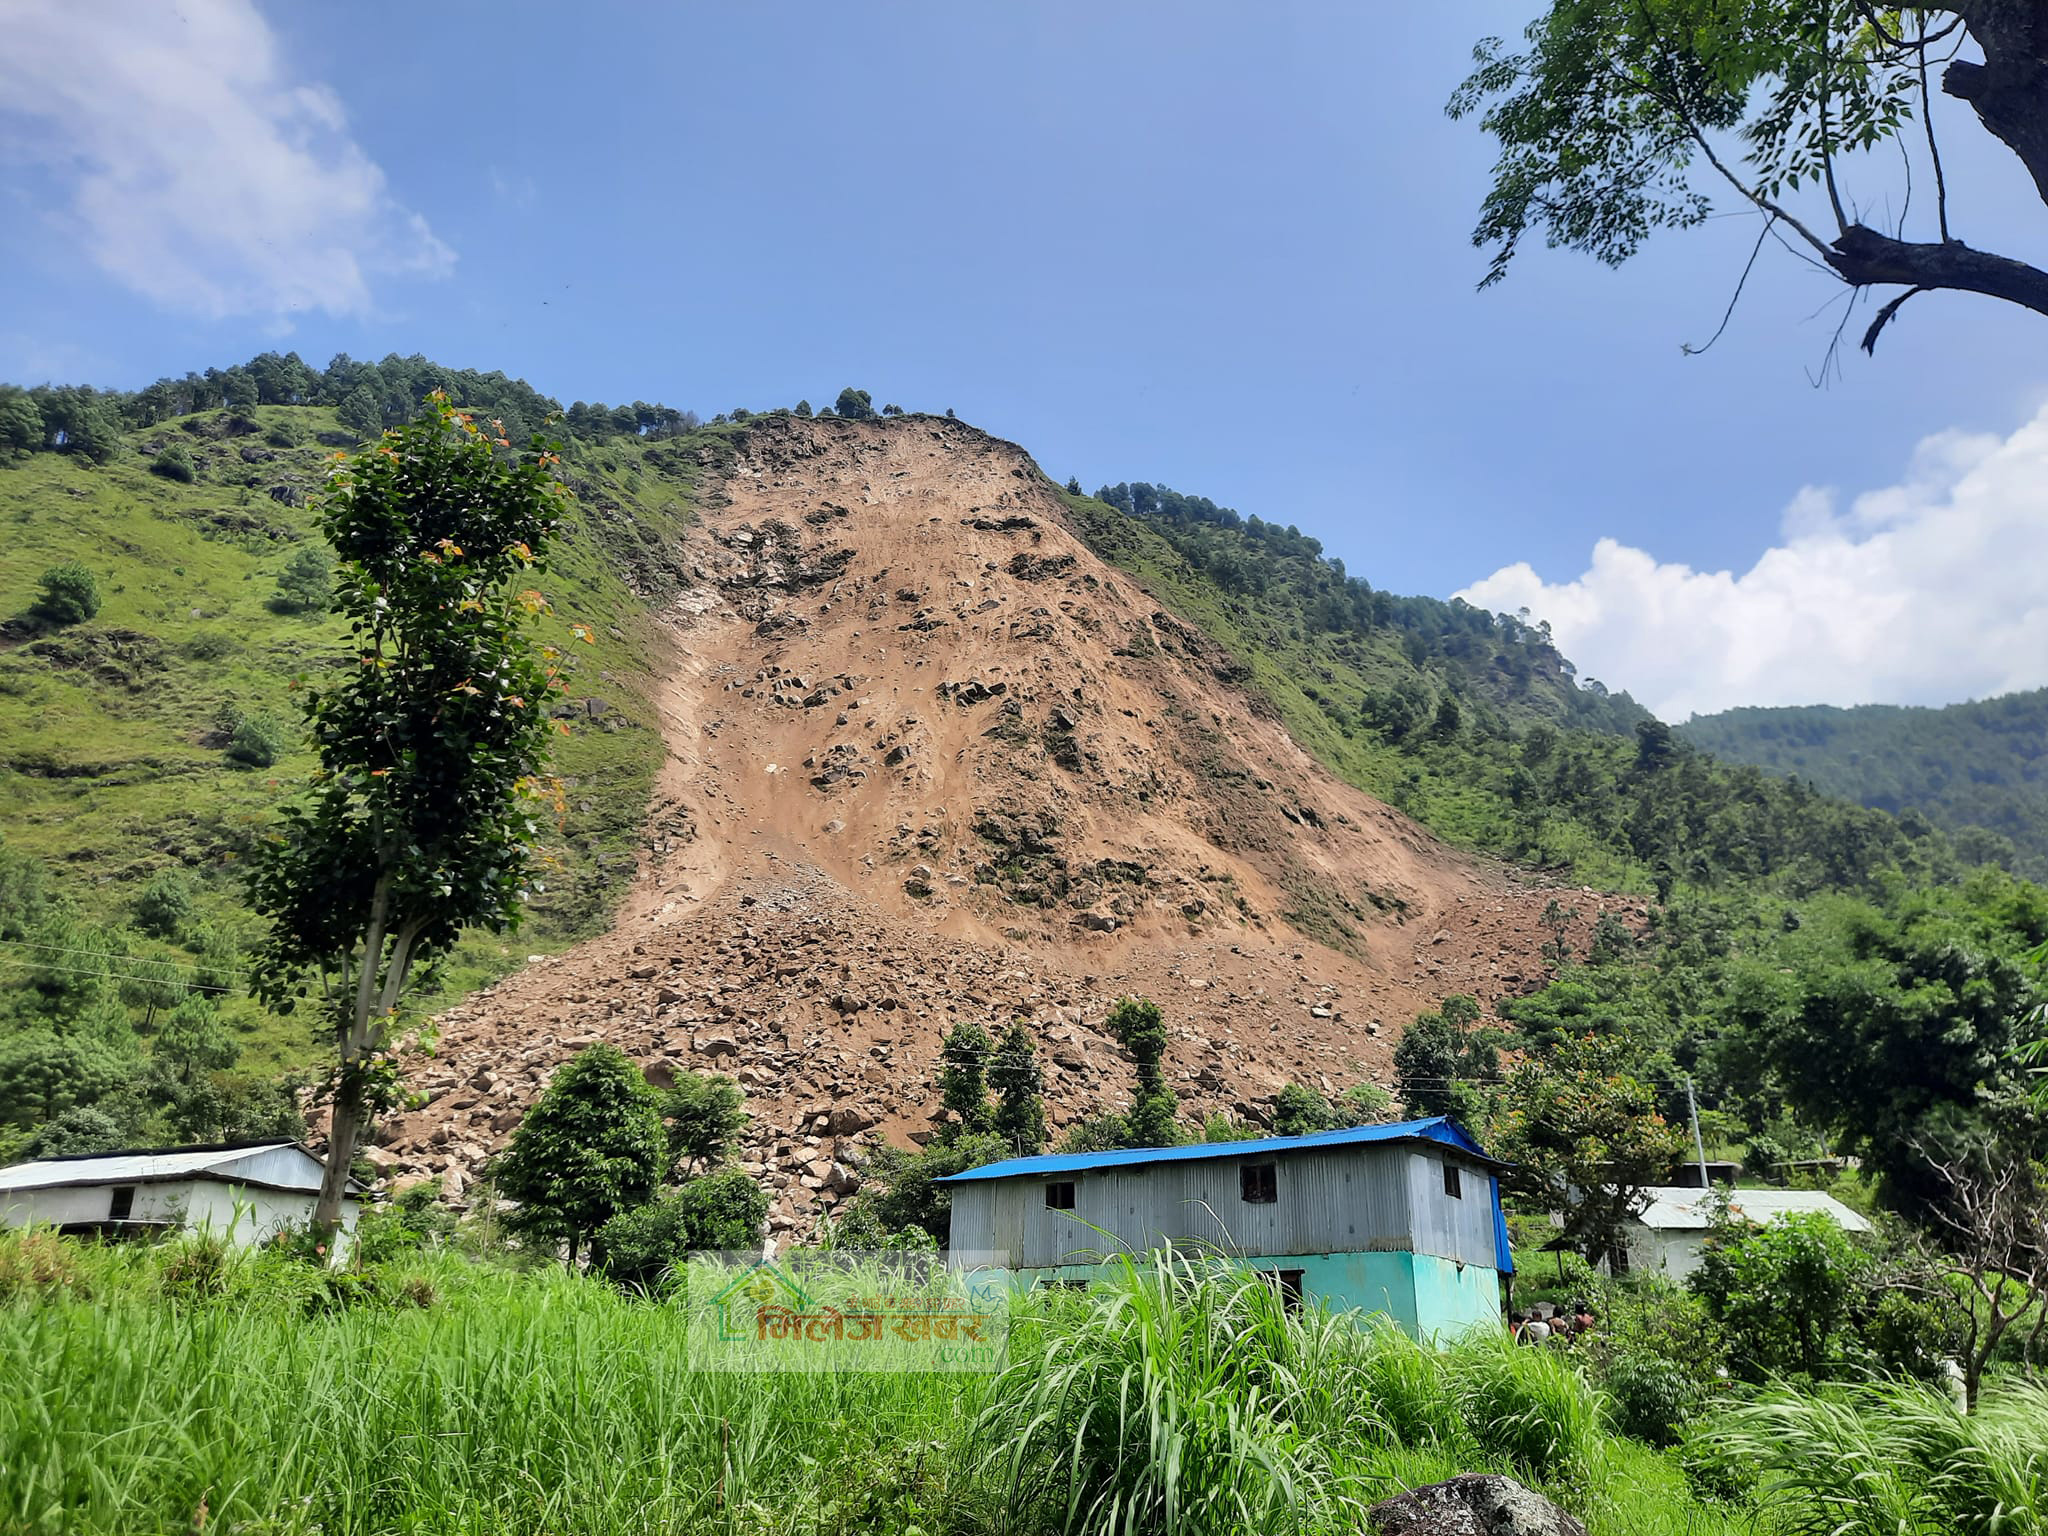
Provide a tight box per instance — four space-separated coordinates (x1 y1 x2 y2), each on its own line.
370 416 1631 1237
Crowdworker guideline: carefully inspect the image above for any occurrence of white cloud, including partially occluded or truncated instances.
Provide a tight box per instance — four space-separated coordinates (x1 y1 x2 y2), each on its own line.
0 0 452 318
1457 406 2048 721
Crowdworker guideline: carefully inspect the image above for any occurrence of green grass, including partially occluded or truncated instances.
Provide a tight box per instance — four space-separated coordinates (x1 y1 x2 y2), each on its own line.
1693 1378 2048 1535
0 407 724 1071
0 1230 1756 1536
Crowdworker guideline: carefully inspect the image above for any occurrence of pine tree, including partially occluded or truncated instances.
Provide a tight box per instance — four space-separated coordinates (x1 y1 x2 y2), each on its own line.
990 1023 1047 1154
939 1021 994 1135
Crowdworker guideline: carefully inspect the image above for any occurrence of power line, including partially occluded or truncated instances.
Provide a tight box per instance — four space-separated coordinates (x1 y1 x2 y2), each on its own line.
0 935 219 971
0 955 244 995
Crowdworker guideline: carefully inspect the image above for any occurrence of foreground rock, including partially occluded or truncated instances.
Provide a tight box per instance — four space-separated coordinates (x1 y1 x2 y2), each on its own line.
1368 1474 1589 1536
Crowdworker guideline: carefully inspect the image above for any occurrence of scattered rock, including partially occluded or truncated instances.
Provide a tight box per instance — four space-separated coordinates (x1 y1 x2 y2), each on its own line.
1367 1475 1589 1536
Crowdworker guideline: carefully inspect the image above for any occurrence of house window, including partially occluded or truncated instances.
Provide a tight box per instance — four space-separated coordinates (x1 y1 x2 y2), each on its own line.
1443 1163 1463 1200
1045 1180 1076 1210
108 1186 135 1222
1241 1162 1277 1204
1261 1268 1305 1314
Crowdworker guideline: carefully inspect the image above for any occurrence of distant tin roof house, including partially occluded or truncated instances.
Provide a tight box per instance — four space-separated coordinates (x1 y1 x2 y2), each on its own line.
0 1140 361 1247
1619 1185 1873 1281
940 1117 1511 1340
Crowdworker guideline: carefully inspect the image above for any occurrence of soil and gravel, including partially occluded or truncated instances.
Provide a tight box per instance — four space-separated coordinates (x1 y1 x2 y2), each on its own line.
368 416 1637 1235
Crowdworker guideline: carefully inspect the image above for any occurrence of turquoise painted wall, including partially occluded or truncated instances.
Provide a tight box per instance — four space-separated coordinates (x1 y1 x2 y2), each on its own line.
988 1250 1502 1342
1408 1252 1501 1340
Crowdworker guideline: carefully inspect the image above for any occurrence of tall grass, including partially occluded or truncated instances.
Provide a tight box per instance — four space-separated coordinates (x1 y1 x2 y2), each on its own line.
1 1239 983 1535
972 1247 1624 1536
0 1229 1753 1536
1696 1378 2048 1536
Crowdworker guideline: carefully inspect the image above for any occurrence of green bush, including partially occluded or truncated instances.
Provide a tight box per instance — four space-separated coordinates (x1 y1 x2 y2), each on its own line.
590 1169 768 1291
350 1179 460 1264
224 715 284 769
1689 1211 1874 1380
1583 1285 1728 1447
131 870 197 940
149 444 195 483
267 545 332 615
263 419 304 449
32 562 101 626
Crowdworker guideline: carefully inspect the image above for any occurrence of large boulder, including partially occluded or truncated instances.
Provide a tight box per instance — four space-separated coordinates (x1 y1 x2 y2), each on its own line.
1367 1475 1588 1536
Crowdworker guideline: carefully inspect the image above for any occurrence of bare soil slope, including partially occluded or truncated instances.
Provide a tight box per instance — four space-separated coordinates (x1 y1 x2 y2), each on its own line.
375 416 1626 1232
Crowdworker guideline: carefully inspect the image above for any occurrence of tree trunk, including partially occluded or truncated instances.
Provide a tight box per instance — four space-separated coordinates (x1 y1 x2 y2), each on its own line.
313 872 393 1236
1949 4 2048 206
314 1074 366 1235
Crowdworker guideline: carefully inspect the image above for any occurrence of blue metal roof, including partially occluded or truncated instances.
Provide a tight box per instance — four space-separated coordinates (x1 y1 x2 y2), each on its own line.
936 1116 1504 1184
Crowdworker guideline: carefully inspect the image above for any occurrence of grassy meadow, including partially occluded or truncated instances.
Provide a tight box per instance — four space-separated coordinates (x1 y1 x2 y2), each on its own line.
10 1228 2040 1536
0 406 716 1073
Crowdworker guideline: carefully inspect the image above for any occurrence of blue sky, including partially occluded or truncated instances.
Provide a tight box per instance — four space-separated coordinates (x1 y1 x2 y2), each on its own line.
4 0 2045 718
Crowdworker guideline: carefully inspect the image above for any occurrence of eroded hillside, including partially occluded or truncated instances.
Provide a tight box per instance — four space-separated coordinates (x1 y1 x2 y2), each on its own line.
374 416 1624 1231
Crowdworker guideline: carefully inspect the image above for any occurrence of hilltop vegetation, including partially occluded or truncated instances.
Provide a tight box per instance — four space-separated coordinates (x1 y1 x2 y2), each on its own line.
1682 691 2048 880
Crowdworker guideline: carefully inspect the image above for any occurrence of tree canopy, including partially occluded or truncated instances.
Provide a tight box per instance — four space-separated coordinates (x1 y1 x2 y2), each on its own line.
1453 4 2048 357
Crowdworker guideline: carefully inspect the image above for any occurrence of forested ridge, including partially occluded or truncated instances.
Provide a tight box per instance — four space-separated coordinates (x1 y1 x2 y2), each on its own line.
1682 691 2048 880
1066 481 1959 902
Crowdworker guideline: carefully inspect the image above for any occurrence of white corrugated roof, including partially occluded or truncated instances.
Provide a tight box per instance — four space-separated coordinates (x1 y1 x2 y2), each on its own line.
1631 1185 1873 1234
0 1141 311 1194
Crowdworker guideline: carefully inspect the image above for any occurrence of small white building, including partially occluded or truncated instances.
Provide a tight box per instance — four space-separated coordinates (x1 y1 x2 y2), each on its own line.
0 1140 360 1247
1619 1186 1872 1281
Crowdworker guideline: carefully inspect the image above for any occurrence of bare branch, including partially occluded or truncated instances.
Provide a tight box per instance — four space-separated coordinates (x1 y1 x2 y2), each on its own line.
1917 12 1952 240
1685 215 1780 355
1861 285 1930 352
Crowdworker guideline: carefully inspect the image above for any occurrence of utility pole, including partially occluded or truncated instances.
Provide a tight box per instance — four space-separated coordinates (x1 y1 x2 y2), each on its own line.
1686 1075 1710 1188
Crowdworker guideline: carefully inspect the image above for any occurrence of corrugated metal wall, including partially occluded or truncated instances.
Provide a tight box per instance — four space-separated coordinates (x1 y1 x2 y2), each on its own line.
949 1144 1499 1270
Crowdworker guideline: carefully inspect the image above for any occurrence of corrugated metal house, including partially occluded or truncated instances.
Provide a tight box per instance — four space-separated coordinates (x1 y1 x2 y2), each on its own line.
1619 1186 1873 1281
0 1140 361 1246
939 1117 1512 1339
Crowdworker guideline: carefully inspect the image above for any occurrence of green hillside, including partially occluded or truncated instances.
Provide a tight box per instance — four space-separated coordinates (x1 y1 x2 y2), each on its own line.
1680 691 2048 879
1062 483 1958 900
0 360 749 1151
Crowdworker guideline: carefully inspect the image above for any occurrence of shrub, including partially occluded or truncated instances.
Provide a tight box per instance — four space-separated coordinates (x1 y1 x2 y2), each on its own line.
263 419 304 448
33 562 101 626
590 1170 768 1291
1689 1210 1873 1380
351 1179 459 1264
224 715 285 769
590 1198 688 1291
131 870 197 940
22 1104 126 1159
267 545 332 615
149 444 195 482
0 1229 91 1302
1582 1285 1728 1447
157 1231 240 1305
